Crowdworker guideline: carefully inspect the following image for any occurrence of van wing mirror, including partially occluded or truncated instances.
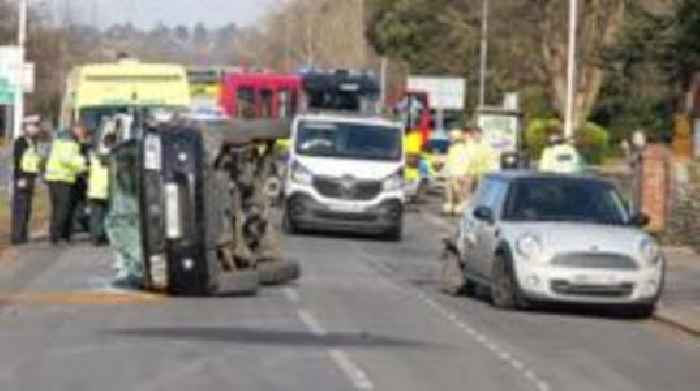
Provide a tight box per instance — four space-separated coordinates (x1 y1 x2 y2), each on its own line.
473 206 495 224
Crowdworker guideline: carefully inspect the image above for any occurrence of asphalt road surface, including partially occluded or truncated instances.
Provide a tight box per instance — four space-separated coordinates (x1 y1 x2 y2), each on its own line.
0 207 699 391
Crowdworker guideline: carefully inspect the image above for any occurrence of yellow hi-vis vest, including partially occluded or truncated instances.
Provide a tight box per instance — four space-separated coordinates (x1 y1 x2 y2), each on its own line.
468 141 498 177
87 153 109 200
45 138 87 184
445 142 470 177
20 141 41 174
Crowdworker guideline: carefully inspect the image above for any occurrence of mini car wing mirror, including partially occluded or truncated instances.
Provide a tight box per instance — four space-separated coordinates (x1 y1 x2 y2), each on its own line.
473 206 495 224
629 213 650 227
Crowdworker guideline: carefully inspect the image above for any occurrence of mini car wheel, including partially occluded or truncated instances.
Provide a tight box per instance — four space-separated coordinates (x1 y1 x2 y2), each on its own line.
491 254 529 310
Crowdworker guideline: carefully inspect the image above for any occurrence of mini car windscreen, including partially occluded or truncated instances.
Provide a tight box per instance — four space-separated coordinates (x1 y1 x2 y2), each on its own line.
296 121 402 161
502 178 629 225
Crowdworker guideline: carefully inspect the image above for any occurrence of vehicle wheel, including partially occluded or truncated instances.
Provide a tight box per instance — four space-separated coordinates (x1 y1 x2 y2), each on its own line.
257 259 302 286
383 223 403 242
490 254 528 310
626 303 656 319
282 206 298 235
440 252 466 296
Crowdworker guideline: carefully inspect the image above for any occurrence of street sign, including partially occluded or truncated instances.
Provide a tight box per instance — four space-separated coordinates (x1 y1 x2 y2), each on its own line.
477 107 523 155
407 76 465 110
0 46 34 93
0 78 14 104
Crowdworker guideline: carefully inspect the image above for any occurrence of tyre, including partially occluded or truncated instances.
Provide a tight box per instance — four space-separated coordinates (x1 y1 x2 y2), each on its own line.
440 252 466 296
625 303 656 319
257 259 301 285
490 254 529 310
214 270 260 296
382 222 403 242
282 205 299 235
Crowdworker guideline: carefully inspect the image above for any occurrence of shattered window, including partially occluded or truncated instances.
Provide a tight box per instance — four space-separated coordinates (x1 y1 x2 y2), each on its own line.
105 141 145 284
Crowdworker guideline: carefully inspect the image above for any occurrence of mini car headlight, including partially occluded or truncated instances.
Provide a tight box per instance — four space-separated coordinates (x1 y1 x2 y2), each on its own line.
516 233 543 260
383 171 404 191
290 161 313 186
639 237 661 266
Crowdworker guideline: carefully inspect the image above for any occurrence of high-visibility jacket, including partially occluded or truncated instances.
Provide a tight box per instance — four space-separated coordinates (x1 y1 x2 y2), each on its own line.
45 137 87 184
20 140 41 174
539 144 582 174
445 142 470 177
468 141 498 178
87 152 110 200
404 131 423 155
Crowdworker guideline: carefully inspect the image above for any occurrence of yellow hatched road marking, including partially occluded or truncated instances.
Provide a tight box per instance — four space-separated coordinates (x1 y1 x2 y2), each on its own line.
0 290 167 305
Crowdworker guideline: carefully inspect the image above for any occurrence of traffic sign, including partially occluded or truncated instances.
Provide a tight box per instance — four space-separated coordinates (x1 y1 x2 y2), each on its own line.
0 77 14 104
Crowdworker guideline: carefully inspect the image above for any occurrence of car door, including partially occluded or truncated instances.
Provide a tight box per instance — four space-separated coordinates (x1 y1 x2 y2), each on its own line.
461 179 497 277
473 179 509 277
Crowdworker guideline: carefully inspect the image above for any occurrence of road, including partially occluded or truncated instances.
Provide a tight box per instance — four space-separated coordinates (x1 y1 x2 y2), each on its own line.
0 206 699 391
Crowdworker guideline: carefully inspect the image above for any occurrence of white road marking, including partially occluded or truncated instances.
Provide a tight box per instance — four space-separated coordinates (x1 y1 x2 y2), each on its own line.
358 255 552 391
329 349 374 390
296 309 374 390
297 309 327 336
284 287 301 304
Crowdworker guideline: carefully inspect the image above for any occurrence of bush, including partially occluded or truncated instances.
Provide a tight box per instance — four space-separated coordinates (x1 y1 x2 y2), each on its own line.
524 118 562 159
525 118 610 164
575 122 610 165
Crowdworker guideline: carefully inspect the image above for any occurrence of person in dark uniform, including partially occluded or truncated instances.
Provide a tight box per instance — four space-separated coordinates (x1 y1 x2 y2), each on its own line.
10 117 43 245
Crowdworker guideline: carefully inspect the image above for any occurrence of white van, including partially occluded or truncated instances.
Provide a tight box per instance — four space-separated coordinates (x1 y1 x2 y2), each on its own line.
283 113 405 240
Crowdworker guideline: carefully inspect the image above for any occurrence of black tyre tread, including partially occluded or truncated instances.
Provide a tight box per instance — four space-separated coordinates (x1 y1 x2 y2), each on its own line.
258 259 301 285
213 270 260 296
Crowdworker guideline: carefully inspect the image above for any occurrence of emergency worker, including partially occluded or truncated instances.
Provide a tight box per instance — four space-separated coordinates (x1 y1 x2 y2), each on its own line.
443 129 471 216
45 123 88 245
539 133 583 174
404 128 424 187
467 127 498 189
87 124 116 246
10 117 43 244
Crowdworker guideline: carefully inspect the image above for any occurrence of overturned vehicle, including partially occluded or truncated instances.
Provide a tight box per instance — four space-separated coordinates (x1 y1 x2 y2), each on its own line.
106 119 300 295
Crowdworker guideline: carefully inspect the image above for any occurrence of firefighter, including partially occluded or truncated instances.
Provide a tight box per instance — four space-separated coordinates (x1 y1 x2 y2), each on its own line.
45 123 88 245
87 125 116 246
539 133 583 174
404 127 424 193
10 116 43 245
467 126 499 189
443 128 471 216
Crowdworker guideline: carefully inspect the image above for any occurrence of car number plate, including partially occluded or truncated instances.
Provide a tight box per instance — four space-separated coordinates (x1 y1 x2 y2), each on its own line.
574 274 617 284
329 203 365 213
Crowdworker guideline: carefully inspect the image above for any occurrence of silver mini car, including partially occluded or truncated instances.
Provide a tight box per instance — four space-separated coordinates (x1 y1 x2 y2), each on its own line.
442 171 664 317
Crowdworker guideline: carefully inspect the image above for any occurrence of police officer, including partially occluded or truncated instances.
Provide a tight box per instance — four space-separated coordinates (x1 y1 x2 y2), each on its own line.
539 133 583 174
468 127 498 180
45 123 88 245
87 130 116 246
10 117 43 245
443 129 471 216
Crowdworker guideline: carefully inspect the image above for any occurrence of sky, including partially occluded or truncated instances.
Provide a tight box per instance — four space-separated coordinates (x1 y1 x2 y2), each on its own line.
48 0 277 29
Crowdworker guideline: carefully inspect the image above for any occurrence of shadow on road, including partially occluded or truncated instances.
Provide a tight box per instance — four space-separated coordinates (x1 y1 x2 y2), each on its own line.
104 326 443 349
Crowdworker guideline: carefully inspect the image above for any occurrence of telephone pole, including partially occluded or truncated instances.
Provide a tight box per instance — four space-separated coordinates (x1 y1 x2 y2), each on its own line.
564 0 578 139
12 0 27 140
478 0 489 108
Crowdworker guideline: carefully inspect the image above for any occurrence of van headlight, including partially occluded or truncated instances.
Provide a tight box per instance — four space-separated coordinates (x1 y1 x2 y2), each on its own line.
383 171 404 191
639 237 661 266
164 183 182 239
516 233 543 261
290 161 313 186
144 134 162 171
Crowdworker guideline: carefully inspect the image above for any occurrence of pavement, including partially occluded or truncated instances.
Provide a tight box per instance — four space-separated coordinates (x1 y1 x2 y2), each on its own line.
0 204 699 390
656 247 700 336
